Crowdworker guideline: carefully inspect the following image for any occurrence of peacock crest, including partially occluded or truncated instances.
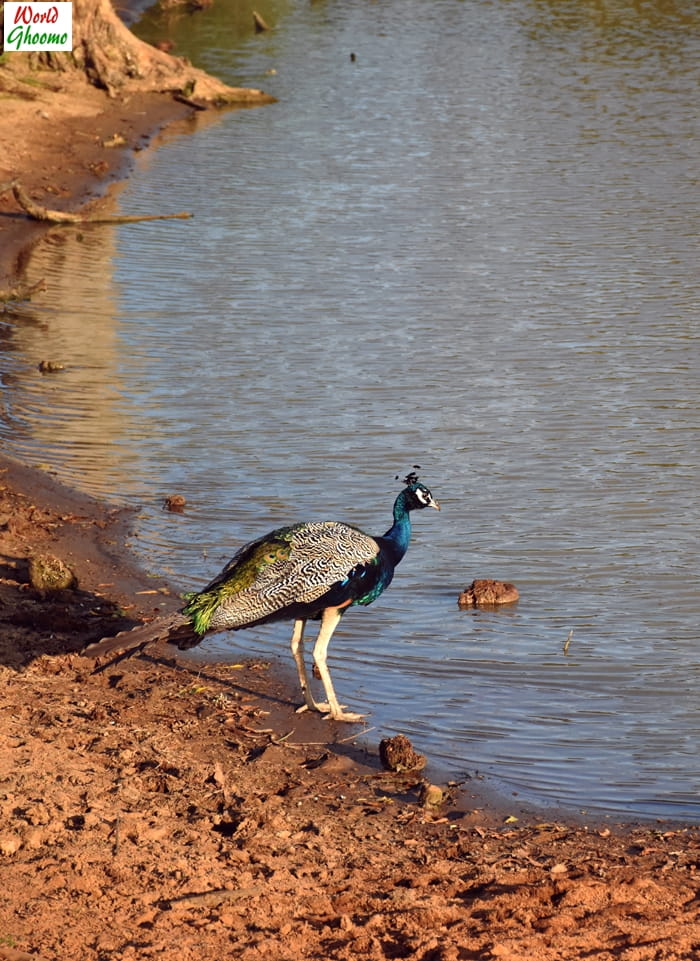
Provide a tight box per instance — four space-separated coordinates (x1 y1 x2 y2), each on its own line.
398 465 422 487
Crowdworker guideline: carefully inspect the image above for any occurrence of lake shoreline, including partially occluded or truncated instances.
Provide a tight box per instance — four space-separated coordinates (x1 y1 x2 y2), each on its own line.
1 47 699 961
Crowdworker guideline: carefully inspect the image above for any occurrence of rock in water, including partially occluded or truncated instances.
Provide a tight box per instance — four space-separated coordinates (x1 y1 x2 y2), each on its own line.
458 578 519 607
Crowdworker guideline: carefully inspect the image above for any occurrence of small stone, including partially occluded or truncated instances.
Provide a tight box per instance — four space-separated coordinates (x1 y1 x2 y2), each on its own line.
28 554 78 594
0 834 22 856
418 783 444 810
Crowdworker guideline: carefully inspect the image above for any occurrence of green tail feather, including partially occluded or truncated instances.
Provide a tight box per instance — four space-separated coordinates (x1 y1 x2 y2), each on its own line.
182 590 221 636
182 533 293 635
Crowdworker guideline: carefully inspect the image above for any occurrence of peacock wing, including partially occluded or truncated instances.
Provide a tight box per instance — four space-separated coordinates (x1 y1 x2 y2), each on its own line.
192 521 380 632
273 521 381 606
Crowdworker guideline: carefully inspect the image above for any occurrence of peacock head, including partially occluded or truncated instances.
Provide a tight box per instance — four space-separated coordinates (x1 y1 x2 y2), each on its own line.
400 470 440 512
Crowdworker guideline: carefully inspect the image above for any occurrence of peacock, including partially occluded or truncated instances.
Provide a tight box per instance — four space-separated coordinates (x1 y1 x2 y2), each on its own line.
85 472 440 722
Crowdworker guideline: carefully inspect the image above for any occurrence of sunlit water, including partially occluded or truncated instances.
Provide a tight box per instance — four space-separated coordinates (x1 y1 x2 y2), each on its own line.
1 0 699 819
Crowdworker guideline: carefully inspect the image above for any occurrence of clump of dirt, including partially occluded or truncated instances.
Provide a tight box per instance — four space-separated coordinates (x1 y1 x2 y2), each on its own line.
458 578 520 607
379 733 426 773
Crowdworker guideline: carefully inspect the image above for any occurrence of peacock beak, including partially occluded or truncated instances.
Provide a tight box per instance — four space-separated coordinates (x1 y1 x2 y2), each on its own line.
430 497 441 511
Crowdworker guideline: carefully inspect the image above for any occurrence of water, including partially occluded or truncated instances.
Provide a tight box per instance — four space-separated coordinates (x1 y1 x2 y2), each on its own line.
1 0 699 819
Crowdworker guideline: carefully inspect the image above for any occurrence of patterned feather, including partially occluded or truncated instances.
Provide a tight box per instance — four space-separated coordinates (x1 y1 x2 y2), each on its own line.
85 476 440 721
189 521 381 634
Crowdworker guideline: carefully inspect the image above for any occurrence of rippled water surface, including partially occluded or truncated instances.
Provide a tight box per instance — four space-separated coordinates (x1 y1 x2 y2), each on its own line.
2 0 699 818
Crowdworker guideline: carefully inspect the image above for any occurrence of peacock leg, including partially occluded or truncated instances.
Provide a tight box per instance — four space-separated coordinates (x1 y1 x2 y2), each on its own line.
311 607 366 723
292 620 345 714
291 618 329 715
291 619 316 712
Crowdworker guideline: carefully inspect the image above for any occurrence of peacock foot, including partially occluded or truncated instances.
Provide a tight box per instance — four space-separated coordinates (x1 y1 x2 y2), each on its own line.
296 700 348 715
322 709 367 723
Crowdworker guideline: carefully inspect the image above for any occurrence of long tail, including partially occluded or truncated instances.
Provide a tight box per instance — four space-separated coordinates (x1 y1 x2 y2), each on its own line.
83 611 198 658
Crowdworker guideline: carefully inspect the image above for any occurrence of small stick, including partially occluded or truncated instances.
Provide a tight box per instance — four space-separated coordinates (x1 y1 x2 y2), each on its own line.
166 885 264 908
288 726 376 747
253 10 269 31
563 630 574 655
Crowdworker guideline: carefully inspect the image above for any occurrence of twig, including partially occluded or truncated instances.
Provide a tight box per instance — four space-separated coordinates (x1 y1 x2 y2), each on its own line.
237 724 274 736
337 725 374 742
253 10 270 31
111 817 121 856
287 726 376 747
563 630 573 655
166 885 264 908
270 729 296 743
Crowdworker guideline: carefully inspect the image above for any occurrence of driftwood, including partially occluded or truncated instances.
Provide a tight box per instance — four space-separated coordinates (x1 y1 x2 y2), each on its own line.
5 181 192 226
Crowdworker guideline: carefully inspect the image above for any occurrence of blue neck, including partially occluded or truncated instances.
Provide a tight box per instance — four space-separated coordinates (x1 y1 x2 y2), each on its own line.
382 491 413 561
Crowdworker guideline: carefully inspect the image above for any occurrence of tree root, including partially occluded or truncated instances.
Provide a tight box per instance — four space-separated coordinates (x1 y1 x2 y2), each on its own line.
19 0 277 106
